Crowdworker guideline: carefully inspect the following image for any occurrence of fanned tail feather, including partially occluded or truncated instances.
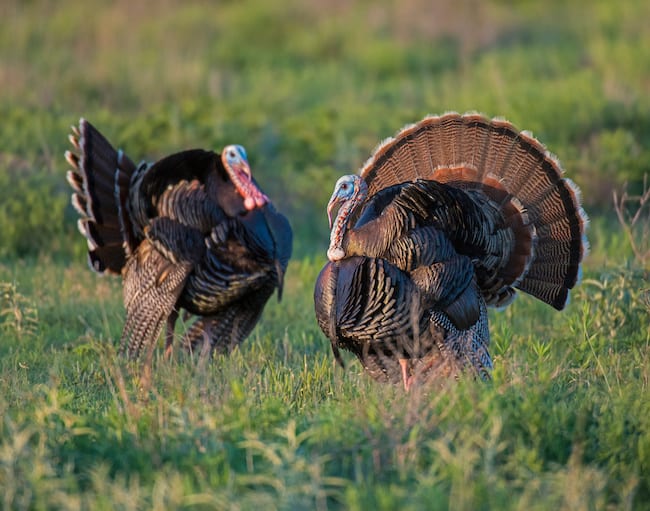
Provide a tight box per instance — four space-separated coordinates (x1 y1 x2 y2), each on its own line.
65 118 138 274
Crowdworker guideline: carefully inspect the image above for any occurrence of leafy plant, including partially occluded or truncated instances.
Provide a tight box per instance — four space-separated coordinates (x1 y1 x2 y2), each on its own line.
0 281 38 338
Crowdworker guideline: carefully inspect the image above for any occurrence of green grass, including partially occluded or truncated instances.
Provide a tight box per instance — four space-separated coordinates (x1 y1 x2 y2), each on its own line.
1 0 650 509
1 257 648 510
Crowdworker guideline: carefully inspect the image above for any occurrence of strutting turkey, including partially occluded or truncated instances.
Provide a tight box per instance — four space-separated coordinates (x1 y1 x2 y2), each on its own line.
314 113 588 390
65 119 292 365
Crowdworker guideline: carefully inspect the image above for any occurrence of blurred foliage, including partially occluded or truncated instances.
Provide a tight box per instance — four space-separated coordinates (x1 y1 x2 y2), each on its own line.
0 0 649 260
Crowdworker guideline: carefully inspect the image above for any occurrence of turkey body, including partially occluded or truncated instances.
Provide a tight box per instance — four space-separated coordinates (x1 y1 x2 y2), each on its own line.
314 113 588 389
66 119 292 362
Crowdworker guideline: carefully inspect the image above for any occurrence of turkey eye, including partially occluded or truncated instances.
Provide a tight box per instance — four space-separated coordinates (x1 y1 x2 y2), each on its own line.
341 183 348 190
228 150 236 159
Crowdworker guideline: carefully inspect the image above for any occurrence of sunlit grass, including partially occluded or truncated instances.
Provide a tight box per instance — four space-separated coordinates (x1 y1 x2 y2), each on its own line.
1 253 649 509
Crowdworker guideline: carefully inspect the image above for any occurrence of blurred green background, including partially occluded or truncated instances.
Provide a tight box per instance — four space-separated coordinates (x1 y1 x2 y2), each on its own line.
1 0 649 262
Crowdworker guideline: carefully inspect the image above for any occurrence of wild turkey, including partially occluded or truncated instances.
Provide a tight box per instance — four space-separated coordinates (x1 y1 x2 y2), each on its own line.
314 113 588 389
65 119 292 365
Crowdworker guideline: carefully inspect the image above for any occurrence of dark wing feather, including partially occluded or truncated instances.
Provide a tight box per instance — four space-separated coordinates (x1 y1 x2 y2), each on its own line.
315 257 430 366
121 239 192 358
182 277 277 355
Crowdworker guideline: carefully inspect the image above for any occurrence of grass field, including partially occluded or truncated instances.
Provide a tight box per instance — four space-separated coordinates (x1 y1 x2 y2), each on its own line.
1 0 649 509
